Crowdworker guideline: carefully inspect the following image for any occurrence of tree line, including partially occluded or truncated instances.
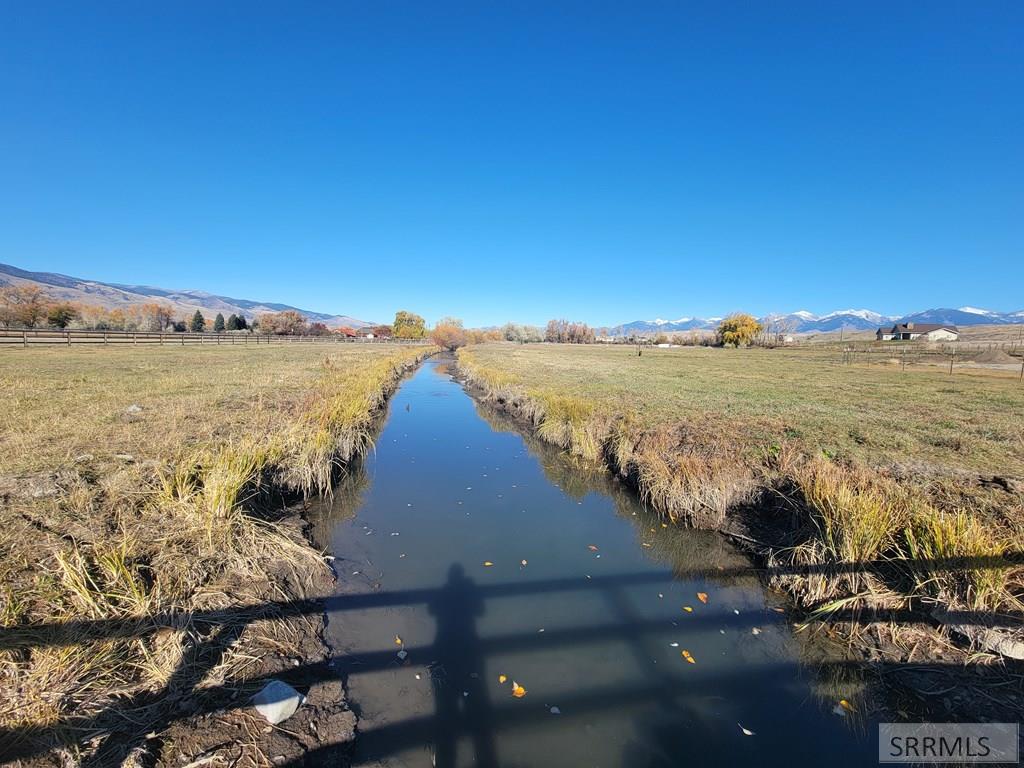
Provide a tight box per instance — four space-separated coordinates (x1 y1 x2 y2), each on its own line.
1 285 770 347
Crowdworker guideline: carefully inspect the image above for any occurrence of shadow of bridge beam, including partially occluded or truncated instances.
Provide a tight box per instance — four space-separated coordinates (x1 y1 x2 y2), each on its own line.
3 553 1022 653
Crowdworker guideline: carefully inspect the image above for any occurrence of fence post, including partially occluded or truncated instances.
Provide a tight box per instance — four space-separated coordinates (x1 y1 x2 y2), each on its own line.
160 333 164 346
133 333 137 345
103 332 108 345
181 334 184 346
22 330 27 348
66 330 71 347
949 352 955 375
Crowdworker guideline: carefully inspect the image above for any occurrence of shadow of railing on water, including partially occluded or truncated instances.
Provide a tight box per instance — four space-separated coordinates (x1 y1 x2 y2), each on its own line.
2 554 1022 765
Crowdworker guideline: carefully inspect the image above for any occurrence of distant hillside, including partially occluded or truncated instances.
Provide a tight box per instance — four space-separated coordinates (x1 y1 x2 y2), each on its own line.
0 263 371 328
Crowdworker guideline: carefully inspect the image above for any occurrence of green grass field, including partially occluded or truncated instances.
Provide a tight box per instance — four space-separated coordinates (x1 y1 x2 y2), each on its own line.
460 343 1024 477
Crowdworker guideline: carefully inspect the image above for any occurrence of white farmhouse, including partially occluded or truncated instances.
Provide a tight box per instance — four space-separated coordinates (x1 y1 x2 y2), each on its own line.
876 322 959 341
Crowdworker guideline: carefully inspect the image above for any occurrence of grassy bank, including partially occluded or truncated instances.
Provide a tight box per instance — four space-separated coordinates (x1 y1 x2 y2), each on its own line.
457 344 1024 710
0 343 431 764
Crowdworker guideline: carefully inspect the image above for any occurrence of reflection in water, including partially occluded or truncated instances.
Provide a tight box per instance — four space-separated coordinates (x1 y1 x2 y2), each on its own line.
429 564 497 767
312 357 873 767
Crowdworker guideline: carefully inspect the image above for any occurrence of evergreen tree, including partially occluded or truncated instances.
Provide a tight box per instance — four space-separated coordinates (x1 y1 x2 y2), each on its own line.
214 313 225 332
190 310 206 333
226 314 240 331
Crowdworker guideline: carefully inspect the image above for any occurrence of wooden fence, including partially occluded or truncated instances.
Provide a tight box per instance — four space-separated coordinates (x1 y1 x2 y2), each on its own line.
0 328 425 348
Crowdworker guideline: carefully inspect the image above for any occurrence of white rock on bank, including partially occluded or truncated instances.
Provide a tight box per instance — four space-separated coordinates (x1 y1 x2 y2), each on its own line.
253 680 305 725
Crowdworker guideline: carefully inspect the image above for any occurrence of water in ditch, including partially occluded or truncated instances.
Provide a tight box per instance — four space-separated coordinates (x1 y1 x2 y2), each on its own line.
314 356 873 767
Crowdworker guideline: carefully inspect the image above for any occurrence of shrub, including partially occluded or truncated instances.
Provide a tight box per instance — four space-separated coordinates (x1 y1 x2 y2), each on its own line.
715 313 762 347
431 317 469 351
393 311 426 339
256 310 307 335
46 302 79 329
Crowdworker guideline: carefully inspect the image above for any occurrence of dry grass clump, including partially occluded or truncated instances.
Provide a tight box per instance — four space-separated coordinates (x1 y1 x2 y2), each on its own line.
287 355 415 494
797 460 909 564
532 391 607 461
624 427 753 527
903 509 1016 613
0 343 430 759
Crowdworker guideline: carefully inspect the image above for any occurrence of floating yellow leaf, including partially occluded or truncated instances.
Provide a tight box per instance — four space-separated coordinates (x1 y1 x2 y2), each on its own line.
838 699 853 712
681 650 696 664
483 561 494 567
682 606 693 613
697 592 708 604
394 635 403 646
512 681 527 698
498 674 507 684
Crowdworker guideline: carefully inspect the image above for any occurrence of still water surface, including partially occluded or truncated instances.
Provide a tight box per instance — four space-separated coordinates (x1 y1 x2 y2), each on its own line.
318 358 873 767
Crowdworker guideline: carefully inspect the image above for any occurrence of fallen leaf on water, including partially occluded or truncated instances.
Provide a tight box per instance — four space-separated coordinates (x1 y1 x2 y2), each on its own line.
682 606 693 613
697 592 708 604
498 675 507 684
681 650 696 664
751 627 762 636
550 706 561 714
838 699 853 712
642 542 652 548
738 723 755 736
669 642 679 647
772 607 785 613
587 545 599 551
512 681 527 698
521 559 528 567
394 635 403 646
397 650 408 661
483 561 494 567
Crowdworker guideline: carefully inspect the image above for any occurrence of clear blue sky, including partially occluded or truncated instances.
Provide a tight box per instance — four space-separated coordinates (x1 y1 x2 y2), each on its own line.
2 2 1021 326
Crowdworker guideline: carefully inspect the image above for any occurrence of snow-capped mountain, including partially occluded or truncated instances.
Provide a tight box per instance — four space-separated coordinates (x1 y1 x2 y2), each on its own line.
613 317 721 334
896 307 1016 327
765 309 896 332
611 307 1022 335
